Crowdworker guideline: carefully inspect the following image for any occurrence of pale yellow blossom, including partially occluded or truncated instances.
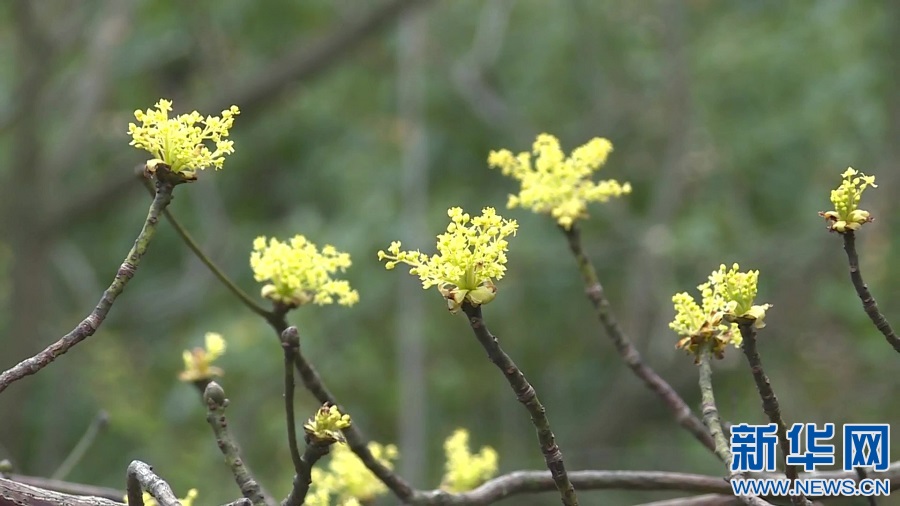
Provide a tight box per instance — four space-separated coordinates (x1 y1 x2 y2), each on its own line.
488 133 630 229
251 235 359 307
128 98 239 178
378 207 517 313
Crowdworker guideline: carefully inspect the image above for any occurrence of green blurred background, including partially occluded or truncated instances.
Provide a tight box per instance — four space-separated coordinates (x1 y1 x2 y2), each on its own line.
2 0 899 504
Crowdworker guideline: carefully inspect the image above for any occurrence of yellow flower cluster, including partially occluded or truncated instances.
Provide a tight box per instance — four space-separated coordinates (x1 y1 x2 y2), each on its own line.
440 429 499 493
128 98 239 179
125 488 197 506
306 442 399 506
378 207 517 313
250 235 359 308
178 332 226 383
670 264 770 361
304 404 352 444
820 167 877 233
487 133 631 229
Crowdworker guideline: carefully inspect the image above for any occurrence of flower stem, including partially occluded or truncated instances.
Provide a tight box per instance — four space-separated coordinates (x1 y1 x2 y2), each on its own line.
840 231 900 353
737 324 810 506
461 302 579 506
266 313 418 502
561 225 716 454
141 178 273 320
280 327 304 476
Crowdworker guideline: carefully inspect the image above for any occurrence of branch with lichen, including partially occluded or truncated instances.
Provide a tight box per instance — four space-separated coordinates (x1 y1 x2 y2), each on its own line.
562 224 716 454
697 350 773 506
203 382 274 506
0 176 176 395
736 323 810 506
125 461 181 506
461 302 579 506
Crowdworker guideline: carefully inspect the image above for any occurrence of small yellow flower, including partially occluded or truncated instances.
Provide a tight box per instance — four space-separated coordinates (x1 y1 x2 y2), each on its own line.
128 99 240 179
378 207 517 313
304 404 352 444
179 332 226 382
307 442 398 505
488 133 631 229
819 167 877 233
440 429 498 493
670 264 770 361
250 235 359 308
125 488 197 506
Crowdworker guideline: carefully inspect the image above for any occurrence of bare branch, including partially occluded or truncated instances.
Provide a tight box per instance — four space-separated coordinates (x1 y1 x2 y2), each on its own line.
461 302 579 506
697 351 773 506
0 178 176 394
203 382 274 506
126 461 180 506
839 231 900 352
563 225 716 454
736 324 810 506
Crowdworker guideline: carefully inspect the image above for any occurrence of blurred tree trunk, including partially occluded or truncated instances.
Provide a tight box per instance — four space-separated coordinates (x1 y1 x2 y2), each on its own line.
0 0 52 471
395 7 430 487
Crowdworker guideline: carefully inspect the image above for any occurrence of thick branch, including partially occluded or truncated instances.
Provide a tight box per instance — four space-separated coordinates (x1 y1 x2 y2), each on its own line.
125 461 179 506
460 302 578 506
0 178 175 394
840 231 900 352
6 462 900 506
562 225 716 454
203 382 274 506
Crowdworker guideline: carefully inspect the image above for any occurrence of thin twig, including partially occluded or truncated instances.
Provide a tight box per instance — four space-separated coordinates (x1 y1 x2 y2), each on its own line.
562 225 716 454
262 313 419 502
52 410 109 480
283 439 331 506
460 302 579 506
160 196 418 500
840 231 900 353
737 323 810 506
280 327 304 475
0 178 175 394
203 382 274 506
697 350 773 506
126 460 180 506
141 179 272 319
